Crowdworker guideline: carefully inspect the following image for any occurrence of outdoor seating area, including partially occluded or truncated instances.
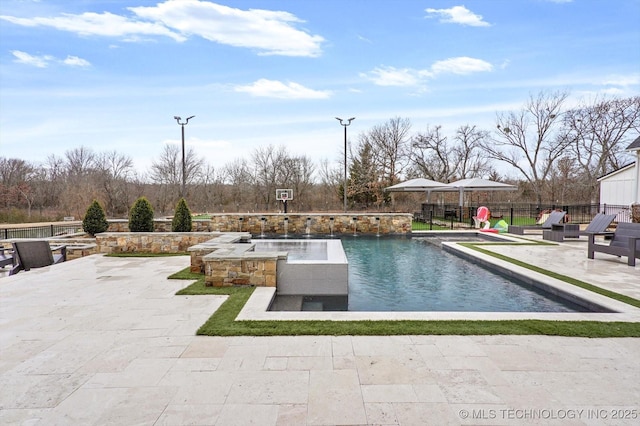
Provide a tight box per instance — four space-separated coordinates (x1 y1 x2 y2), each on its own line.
588 222 640 266
508 210 566 235
543 213 616 242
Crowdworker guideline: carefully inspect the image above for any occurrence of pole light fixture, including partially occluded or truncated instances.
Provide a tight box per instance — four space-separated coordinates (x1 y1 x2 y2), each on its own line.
174 115 195 198
335 117 355 212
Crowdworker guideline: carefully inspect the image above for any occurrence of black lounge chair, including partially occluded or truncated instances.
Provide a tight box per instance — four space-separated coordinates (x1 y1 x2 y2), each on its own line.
543 213 616 242
0 247 13 269
9 241 67 275
588 222 640 266
508 211 566 235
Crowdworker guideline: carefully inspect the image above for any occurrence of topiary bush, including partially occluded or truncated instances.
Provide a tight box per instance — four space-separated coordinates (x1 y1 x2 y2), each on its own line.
129 197 154 232
171 198 193 232
83 199 109 236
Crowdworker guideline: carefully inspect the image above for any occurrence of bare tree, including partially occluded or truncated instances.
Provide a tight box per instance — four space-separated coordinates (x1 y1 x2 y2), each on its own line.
317 158 342 210
283 155 316 211
64 146 96 177
453 124 493 178
94 151 135 216
251 145 289 210
411 125 455 182
191 164 224 212
149 144 204 212
410 124 492 182
561 96 640 200
366 117 412 186
222 158 252 212
481 90 570 205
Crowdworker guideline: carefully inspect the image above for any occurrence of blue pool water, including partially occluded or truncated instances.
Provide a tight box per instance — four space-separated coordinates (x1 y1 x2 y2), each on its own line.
340 237 588 312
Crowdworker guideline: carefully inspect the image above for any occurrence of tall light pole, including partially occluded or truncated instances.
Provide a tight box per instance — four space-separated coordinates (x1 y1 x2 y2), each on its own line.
174 115 195 198
335 117 355 212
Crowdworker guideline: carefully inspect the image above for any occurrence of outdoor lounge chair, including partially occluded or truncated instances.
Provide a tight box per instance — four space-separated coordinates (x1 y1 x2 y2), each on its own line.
543 213 616 242
587 222 640 266
0 247 14 269
473 206 491 230
9 241 67 275
508 210 566 235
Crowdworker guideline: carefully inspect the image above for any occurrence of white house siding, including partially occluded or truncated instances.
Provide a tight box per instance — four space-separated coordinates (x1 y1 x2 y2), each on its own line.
599 164 636 206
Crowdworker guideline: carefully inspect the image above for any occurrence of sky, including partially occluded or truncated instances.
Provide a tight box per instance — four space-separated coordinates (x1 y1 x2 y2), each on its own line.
1 0 639 179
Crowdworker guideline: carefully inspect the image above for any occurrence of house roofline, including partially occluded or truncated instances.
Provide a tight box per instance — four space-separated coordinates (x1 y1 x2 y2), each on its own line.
597 161 636 182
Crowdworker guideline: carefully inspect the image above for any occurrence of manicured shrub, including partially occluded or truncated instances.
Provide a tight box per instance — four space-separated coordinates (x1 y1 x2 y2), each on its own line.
82 200 109 236
171 198 193 232
129 197 154 232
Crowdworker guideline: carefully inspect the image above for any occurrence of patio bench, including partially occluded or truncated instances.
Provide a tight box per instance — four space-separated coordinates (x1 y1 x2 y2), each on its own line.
587 222 640 266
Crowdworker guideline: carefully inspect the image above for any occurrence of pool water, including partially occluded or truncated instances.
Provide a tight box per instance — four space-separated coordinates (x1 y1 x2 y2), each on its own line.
254 240 328 261
341 237 588 312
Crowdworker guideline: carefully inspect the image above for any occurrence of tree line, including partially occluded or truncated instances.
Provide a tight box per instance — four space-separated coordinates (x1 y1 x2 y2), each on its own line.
1 91 638 222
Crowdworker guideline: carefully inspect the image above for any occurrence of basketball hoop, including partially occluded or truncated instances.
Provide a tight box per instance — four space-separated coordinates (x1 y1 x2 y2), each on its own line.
276 189 293 202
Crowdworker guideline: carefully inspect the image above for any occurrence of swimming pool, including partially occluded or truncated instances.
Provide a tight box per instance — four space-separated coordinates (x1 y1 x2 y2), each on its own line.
341 237 588 312
266 236 591 313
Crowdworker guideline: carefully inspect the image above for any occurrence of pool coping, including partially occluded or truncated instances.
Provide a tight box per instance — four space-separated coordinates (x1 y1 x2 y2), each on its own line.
236 234 640 322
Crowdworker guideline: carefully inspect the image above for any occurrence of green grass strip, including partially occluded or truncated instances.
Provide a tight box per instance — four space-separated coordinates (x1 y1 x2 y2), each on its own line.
168 267 202 280
172 277 640 337
460 243 640 309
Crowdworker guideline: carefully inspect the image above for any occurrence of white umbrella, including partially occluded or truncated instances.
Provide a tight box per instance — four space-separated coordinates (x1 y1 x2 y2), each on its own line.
384 178 448 202
442 178 517 208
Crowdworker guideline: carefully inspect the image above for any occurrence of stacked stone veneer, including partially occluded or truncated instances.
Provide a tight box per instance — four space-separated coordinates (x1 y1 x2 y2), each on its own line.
107 213 412 235
95 232 225 254
187 233 281 287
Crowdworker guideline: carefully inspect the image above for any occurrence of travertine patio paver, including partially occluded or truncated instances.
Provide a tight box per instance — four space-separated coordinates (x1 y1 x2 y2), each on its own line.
0 253 638 425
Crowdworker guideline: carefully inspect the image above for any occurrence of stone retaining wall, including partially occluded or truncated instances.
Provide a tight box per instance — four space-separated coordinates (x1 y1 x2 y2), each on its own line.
107 213 412 235
95 232 221 254
205 258 278 287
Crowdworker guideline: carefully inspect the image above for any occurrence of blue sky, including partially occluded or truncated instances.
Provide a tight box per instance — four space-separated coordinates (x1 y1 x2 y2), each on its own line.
1 0 639 178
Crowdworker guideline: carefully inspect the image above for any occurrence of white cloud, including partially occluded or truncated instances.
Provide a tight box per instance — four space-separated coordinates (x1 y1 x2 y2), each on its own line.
0 11 184 41
431 57 493 75
11 50 52 67
359 66 425 86
234 79 331 99
1 1 324 57
63 55 91 67
602 73 640 86
598 87 626 96
425 5 491 27
11 50 91 68
130 0 323 56
362 57 493 87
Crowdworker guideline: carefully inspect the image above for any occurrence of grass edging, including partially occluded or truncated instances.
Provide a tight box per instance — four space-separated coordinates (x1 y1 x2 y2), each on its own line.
173 275 640 337
460 243 640 309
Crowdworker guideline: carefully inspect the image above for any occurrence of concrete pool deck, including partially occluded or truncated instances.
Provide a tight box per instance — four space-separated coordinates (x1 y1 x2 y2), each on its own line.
1 237 639 425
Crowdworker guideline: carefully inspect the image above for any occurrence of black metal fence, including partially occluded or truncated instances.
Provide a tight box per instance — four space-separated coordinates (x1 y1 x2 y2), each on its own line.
0 223 82 240
414 203 632 230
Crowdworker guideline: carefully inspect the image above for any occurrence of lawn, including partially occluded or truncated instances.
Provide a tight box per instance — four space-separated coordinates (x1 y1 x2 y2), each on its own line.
172 269 640 338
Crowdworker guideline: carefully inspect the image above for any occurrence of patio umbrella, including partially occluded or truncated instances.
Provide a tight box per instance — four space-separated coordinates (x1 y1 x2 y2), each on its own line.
384 178 448 202
441 178 517 208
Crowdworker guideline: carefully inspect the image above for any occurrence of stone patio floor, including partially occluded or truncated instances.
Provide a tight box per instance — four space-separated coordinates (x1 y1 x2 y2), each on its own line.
0 235 639 425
